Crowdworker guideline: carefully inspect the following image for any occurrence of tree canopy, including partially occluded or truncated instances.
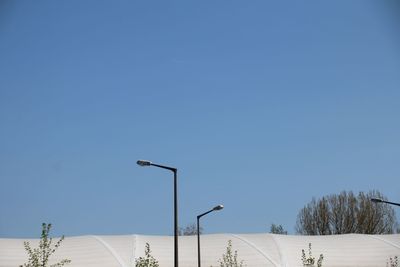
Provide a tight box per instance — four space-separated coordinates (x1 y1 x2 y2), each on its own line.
269 224 288 235
178 223 203 236
296 190 398 235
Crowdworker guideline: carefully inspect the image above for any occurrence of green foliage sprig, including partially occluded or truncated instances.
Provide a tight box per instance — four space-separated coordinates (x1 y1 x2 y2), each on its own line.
135 243 159 267
215 240 245 267
20 223 71 267
301 243 323 267
387 256 398 267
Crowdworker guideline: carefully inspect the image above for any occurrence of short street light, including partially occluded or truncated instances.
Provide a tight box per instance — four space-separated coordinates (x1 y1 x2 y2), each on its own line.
197 205 224 267
371 198 400 207
137 160 179 267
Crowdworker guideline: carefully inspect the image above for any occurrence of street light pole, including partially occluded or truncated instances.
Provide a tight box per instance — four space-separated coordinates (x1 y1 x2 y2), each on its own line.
173 168 178 267
197 205 224 267
137 160 179 267
371 198 400 207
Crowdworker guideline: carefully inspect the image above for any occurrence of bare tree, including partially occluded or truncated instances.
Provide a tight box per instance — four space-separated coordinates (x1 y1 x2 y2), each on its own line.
296 190 397 235
178 223 203 236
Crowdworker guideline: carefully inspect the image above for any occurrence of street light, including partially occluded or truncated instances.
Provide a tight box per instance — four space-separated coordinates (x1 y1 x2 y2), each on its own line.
197 204 224 267
371 198 400 207
137 160 179 267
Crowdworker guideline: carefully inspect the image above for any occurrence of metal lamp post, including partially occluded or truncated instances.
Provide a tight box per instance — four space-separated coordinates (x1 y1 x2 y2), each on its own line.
371 198 400 207
137 160 179 267
197 204 224 267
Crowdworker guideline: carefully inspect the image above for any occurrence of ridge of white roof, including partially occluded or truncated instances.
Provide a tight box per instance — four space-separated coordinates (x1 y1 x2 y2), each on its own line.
1 233 399 267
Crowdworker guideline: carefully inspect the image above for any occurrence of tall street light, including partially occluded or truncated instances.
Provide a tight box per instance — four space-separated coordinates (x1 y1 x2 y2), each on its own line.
197 204 224 267
371 198 400 207
137 160 179 267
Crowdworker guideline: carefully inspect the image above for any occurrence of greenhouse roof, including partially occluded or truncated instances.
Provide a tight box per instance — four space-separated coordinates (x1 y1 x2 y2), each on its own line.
1 233 399 267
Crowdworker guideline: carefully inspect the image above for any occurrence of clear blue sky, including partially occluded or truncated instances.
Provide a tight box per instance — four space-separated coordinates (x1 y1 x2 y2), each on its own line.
1 1 399 238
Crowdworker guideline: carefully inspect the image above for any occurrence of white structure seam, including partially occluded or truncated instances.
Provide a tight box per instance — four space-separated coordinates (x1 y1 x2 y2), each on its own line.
366 235 400 251
270 234 286 267
230 234 280 267
132 234 137 264
91 235 129 267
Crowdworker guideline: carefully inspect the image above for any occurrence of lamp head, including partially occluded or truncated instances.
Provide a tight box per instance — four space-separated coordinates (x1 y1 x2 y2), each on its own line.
137 160 152 167
371 198 383 203
213 205 224 211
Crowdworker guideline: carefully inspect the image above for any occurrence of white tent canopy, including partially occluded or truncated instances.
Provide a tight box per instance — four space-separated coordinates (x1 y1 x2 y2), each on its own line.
1 233 399 267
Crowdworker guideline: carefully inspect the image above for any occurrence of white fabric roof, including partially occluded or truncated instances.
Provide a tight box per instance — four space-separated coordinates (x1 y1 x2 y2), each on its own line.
1 233 399 267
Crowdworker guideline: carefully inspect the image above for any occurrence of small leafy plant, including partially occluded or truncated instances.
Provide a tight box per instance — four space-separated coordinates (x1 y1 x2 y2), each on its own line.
215 240 245 267
387 256 398 267
135 243 159 267
301 243 323 267
20 223 71 267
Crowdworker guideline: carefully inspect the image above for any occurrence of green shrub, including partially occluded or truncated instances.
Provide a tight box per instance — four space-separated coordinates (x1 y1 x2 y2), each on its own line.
215 240 244 267
301 243 323 267
20 223 70 267
387 256 398 267
135 243 159 267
